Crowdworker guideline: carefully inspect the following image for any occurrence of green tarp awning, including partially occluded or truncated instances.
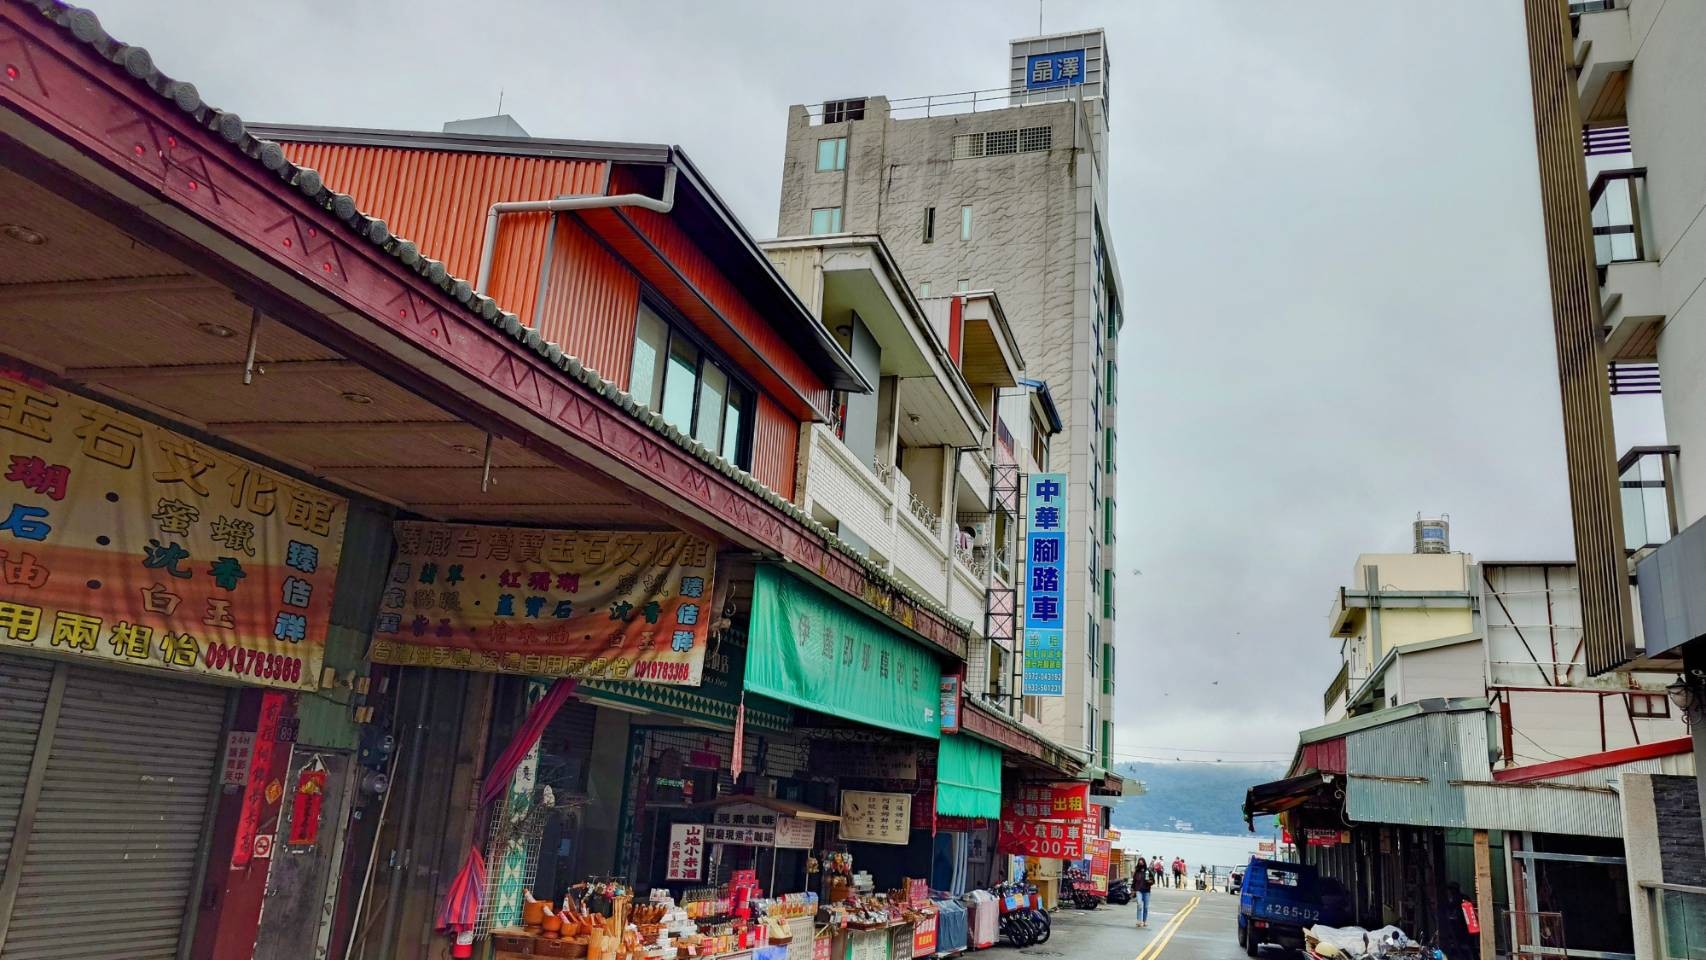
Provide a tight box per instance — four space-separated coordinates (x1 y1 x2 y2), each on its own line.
746 566 942 740
936 733 1002 818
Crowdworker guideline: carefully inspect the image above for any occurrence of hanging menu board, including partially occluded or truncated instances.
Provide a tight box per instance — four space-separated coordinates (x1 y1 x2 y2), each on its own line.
839 790 912 845
667 824 704 881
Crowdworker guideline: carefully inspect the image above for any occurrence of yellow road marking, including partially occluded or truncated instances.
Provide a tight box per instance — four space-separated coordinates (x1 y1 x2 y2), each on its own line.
1134 895 1201 960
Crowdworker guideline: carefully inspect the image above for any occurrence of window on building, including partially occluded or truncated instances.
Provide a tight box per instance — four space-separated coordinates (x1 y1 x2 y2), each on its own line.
988 643 1007 700
985 129 1017 155
661 335 699 430
1102 643 1114 696
816 137 848 172
1031 421 1048 471
1105 427 1116 475
1628 692 1670 719
1088 614 1098 672
1103 568 1114 620
1106 360 1117 405
952 133 985 160
1104 499 1115 545
822 98 866 123
960 205 973 241
630 304 669 413
1019 126 1053 153
918 281 931 298
1086 702 1097 752
628 301 752 467
922 207 936 243
809 207 843 235
956 279 971 293
1101 719 1113 769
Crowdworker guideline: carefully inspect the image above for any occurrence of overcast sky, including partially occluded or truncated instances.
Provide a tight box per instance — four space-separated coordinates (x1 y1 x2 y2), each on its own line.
86 0 1663 764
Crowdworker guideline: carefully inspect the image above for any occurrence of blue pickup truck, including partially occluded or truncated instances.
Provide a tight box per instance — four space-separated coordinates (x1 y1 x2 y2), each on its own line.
1236 858 1349 956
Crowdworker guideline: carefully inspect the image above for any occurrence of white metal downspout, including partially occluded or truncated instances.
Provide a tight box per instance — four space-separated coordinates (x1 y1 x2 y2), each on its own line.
474 164 679 300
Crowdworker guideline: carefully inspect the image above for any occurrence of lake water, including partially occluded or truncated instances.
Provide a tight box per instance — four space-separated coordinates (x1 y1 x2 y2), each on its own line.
1115 829 1273 873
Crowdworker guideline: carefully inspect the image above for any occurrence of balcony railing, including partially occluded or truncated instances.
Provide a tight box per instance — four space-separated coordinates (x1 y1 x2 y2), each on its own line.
1620 445 1681 553
870 453 895 488
1323 662 1351 715
1641 882 1706 960
907 492 941 533
1590 167 1651 272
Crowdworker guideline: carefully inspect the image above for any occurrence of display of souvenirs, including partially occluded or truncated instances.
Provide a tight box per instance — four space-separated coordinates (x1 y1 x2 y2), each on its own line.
823 894 906 931
680 887 733 920
496 886 649 960
752 893 818 920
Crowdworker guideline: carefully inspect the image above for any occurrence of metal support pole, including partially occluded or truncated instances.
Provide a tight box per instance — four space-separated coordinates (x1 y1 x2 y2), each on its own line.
243 308 263 384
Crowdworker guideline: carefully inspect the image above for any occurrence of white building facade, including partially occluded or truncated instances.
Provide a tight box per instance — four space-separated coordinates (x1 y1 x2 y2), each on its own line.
775 30 1125 762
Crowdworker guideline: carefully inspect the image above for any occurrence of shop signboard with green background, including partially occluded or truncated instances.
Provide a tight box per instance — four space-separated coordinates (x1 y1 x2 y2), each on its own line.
746 566 941 739
746 566 1002 818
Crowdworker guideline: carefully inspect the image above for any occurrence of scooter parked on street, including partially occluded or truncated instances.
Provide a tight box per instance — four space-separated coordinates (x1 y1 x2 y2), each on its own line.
994 879 1051 947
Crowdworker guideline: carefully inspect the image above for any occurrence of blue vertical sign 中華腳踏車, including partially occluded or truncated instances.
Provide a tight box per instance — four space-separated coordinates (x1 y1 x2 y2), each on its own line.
1022 472 1067 696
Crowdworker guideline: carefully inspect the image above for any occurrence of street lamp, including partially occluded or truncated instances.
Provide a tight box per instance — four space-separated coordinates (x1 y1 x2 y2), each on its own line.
1666 669 1706 719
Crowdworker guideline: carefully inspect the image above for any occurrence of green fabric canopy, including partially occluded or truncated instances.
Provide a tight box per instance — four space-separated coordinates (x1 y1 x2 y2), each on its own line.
745 566 942 740
936 733 1002 818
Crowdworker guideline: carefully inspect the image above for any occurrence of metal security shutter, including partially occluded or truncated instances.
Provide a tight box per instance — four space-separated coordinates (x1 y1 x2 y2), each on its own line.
1 663 226 960
0 658 52 879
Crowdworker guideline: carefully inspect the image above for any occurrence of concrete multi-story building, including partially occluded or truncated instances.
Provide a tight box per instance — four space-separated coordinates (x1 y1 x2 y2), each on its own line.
1260 519 1690 958
761 234 1024 662
775 30 1125 762
1522 0 1706 918
1321 542 1478 722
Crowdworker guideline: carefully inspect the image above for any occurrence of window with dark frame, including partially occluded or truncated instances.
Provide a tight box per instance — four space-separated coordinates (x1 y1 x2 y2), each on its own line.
1628 692 1670 719
628 300 753 469
922 207 936 244
822 98 866 124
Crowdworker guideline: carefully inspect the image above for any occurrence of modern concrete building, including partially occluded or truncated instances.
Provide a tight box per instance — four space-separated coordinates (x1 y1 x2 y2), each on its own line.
760 234 1024 663
1323 548 1477 721
1267 527 1690 958
1522 0 1706 918
775 29 1124 761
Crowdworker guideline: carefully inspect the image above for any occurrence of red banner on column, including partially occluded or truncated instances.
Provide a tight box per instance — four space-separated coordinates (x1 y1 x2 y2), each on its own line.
1088 838 1112 894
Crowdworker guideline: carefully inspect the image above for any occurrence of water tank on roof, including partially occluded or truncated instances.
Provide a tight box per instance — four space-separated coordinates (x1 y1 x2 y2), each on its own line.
1414 515 1450 554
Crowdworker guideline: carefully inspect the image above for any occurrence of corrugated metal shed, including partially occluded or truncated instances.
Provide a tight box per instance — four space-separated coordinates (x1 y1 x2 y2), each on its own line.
1342 701 1626 838
278 142 606 330
1346 708 1483 828
1301 738 1346 775
1459 782 1622 837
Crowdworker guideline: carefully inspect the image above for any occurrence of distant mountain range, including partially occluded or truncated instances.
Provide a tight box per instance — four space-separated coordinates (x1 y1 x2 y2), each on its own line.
1105 760 1286 837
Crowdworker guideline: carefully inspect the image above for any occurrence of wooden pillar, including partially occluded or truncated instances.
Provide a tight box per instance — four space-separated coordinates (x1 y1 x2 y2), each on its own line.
1474 830 1495 960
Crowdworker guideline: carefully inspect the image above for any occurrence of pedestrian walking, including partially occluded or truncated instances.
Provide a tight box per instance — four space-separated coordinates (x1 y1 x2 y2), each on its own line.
1172 857 1186 889
1151 857 1165 888
1132 858 1155 927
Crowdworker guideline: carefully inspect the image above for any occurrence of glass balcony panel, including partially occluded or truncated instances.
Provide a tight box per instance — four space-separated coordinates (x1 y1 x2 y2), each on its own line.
1619 447 1679 552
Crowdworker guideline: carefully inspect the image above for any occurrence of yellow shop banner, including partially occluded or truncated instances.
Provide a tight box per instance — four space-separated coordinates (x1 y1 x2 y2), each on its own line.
369 521 715 684
0 374 346 690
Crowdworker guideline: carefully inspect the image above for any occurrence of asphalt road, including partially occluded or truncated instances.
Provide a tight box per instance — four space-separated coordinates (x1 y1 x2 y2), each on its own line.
1012 886 1248 960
